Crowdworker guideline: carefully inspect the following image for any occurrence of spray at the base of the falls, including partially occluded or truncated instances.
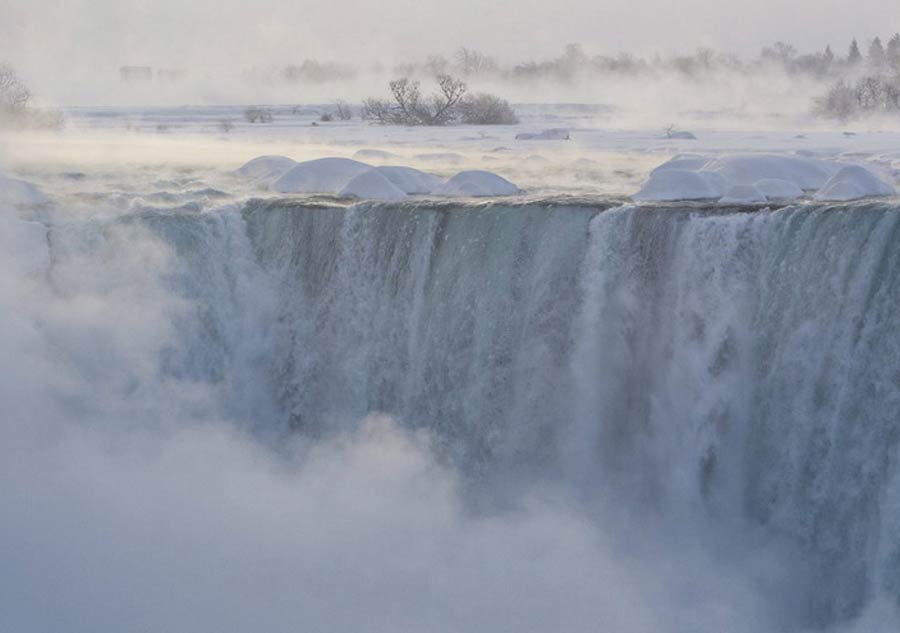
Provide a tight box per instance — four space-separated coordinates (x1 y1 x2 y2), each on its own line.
2 197 899 631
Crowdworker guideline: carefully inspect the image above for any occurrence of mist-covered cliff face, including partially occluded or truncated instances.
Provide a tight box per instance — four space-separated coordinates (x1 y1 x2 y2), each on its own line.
4 198 899 631
240 199 900 625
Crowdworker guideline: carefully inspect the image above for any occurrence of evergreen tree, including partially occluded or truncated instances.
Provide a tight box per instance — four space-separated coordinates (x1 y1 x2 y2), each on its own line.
848 38 862 64
868 37 885 65
887 34 900 69
824 45 834 64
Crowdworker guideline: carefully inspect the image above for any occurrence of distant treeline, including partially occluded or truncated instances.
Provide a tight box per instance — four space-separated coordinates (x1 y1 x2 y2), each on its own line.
267 36 900 85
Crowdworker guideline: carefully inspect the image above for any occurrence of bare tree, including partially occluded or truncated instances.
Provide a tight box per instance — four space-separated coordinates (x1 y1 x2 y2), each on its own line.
364 75 467 125
0 63 31 113
454 48 497 76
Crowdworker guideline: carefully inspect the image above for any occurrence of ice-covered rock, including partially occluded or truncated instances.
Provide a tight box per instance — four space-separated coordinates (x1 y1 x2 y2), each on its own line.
632 169 728 201
372 166 443 195
719 184 767 205
665 130 697 140
432 170 520 197
0 175 49 206
272 157 372 194
339 170 408 200
754 178 805 199
235 155 297 183
650 154 711 175
702 154 838 190
515 128 570 141
812 165 896 201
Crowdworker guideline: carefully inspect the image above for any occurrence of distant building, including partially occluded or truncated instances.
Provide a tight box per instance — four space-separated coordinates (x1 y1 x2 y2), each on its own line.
119 66 153 82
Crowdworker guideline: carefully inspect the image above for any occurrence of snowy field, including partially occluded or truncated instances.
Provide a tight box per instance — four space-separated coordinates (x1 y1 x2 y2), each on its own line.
4 103 900 210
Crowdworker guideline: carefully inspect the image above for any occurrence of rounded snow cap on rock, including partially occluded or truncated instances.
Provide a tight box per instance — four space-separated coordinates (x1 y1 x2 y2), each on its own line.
371 166 444 195
432 170 520 197
339 169 408 201
650 154 711 176
632 169 727 201
235 155 297 183
719 184 767 205
813 165 896 201
0 174 50 206
272 157 372 194
754 178 804 200
702 154 837 190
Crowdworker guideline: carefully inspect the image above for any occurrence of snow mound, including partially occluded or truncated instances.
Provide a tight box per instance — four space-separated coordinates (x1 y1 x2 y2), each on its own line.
0 175 49 206
353 149 399 160
812 165 896 201
235 155 297 183
754 178 804 199
432 170 520 197
414 153 464 163
632 169 728 201
515 128 570 141
702 154 838 190
339 170 408 201
372 166 443 195
719 185 767 205
0 206 50 276
650 154 711 175
665 131 697 140
272 158 372 194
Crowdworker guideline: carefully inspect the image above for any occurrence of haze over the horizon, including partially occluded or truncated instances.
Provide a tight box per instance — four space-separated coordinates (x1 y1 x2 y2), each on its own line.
2 0 899 104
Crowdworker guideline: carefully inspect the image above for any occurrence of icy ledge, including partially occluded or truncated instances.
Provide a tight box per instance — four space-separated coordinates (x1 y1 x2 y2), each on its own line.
633 153 896 203
236 157 521 200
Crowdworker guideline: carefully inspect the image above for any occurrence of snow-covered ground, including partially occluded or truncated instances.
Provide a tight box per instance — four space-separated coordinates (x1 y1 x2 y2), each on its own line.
2 103 899 210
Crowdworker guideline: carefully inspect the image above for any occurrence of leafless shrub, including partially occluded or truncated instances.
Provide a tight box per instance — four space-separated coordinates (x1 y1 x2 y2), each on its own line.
217 119 234 133
364 75 467 125
244 107 273 123
458 93 518 124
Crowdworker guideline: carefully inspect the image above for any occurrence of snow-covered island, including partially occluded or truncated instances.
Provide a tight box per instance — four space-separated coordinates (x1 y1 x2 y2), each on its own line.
632 153 896 203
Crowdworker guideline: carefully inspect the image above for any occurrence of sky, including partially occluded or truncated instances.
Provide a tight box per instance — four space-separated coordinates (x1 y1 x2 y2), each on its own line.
1 0 899 102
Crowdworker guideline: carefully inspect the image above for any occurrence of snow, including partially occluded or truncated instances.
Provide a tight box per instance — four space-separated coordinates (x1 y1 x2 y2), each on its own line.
813 165 896 201
339 170 408 200
234 155 297 183
414 153 464 163
0 205 49 276
0 175 50 206
372 166 444 194
632 169 727 201
665 131 697 140
719 184 767 205
635 153 894 202
754 178 805 199
515 128 570 141
433 170 520 197
272 157 372 194
353 149 399 160
650 154 711 175
702 154 838 190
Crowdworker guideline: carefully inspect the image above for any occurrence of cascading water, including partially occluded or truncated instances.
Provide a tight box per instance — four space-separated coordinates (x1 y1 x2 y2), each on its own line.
4 196 899 631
